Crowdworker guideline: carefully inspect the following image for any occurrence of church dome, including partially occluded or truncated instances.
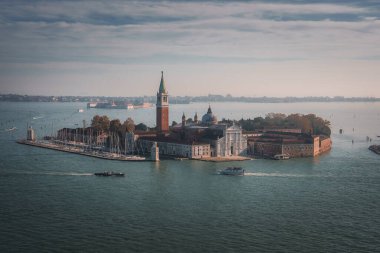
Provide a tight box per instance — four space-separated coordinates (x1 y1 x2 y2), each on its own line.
202 105 218 125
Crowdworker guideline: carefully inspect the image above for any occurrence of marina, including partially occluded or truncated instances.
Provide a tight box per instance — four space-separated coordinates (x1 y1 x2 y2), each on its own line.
17 139 147 161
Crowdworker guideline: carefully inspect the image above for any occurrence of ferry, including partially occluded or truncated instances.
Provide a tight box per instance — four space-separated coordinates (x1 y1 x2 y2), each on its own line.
220 167 245 176
94 171 125 177
273 154 290 160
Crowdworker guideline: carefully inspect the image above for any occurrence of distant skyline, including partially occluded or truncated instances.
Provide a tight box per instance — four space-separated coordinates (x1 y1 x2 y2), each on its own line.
0 0 379 97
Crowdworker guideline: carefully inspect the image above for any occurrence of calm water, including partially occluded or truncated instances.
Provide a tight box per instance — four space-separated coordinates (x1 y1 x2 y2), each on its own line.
0 102 379 252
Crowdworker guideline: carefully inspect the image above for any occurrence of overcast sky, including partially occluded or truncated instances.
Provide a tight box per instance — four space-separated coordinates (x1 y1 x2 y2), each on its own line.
0 0 379 97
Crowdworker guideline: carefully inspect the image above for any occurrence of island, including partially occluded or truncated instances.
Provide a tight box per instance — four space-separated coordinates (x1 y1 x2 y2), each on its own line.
17 72 332 161
369 145 380 155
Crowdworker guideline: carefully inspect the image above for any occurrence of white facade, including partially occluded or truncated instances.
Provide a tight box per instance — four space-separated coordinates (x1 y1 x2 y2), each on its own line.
210 125 247 157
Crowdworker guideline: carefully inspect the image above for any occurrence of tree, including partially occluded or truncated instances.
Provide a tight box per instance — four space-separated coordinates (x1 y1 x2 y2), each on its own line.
123 118 135 133
135 123 148 131
110 119 122 133
91 115 110 133
172 121 178 126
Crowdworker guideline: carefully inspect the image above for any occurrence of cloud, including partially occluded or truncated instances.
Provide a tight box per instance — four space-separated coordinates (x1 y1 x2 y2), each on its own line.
0 0 379 96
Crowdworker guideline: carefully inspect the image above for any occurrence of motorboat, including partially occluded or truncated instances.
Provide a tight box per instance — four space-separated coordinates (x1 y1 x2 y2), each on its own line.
94 171 125 177
273 154 290 160
220 167 244 176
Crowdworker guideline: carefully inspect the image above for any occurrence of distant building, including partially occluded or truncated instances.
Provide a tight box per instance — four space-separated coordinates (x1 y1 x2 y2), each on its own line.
27 126 36 141
156 71 169 133
137 73 248 159
247 132 331 158
201 105 218 125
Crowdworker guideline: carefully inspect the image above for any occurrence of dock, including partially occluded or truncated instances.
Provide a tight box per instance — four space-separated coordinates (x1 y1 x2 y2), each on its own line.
194 156 252 162
17 140 147 162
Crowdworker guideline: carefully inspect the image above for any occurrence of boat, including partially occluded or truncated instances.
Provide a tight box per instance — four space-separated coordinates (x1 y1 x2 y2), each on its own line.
78 109 84 113
94 171 125 177
220 167 244 176
273 154 290 160
5 127 17 132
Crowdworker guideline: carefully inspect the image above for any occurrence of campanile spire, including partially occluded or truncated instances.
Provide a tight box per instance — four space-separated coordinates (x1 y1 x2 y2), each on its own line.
156 71 169 133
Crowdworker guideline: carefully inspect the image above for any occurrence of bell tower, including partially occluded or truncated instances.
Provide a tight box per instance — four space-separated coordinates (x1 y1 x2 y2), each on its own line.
156 71 169 133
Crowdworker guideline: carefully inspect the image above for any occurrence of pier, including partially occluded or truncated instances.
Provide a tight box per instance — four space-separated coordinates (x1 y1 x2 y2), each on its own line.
17 140 147 162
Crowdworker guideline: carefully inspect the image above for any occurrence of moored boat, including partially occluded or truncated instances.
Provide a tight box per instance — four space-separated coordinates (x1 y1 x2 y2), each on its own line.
220 167 244 176
94 171 125 177
273 154 290 160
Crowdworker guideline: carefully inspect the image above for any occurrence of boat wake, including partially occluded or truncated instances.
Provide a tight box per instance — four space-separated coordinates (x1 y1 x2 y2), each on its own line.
44 172 93 176
1 171 93 176
244 172 312 177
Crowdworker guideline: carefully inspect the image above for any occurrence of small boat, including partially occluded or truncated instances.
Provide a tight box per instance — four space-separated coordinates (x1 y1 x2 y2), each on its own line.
273 154 290 160
94 171 125 177
5 127 17 132
220 167 244 176
78 109 84 113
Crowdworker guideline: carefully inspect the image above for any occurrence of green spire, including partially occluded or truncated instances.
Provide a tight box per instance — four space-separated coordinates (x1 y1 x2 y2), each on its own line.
159 71 167 93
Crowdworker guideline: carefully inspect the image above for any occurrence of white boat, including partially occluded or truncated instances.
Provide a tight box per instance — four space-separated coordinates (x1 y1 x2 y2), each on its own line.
5 127 17 132
273 154 290 160
220 167 244 176
78 109 84 113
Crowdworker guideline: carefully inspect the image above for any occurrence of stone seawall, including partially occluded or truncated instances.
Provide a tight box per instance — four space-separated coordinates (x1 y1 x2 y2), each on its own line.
250 136 332 158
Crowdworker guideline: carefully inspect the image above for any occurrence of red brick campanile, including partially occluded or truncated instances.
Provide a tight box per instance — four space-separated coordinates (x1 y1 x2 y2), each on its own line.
156 71 169 133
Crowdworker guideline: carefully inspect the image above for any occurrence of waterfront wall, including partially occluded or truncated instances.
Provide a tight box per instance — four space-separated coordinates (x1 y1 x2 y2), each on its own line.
249 136 331 158
282 143 315 158
319 137 332 154
251 142 282 158
139 139 211 159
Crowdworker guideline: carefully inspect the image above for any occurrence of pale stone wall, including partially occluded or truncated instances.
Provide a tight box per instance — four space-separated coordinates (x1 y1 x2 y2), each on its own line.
139 139 210 158
313 136 320 156
282 143 315 157
253 142 282 157
250 135 331 158
319 137 332 154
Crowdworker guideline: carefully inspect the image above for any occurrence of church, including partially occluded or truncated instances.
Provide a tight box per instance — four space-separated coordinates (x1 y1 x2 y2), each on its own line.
137 72 248 159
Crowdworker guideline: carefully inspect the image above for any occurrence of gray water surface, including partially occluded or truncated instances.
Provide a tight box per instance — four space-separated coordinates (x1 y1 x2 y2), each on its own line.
0 102 379 252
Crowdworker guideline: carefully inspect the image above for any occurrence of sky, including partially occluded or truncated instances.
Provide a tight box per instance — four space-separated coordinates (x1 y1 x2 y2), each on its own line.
0 0 379 97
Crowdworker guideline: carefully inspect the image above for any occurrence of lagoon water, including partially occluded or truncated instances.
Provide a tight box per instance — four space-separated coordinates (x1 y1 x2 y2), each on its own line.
0 101 379 252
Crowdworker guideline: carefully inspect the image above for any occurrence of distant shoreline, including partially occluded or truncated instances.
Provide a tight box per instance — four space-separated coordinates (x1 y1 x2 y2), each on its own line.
1 94 379 103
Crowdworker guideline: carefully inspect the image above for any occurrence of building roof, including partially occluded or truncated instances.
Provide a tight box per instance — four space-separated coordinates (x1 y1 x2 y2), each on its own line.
201 105 217 124
159 71 167 93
